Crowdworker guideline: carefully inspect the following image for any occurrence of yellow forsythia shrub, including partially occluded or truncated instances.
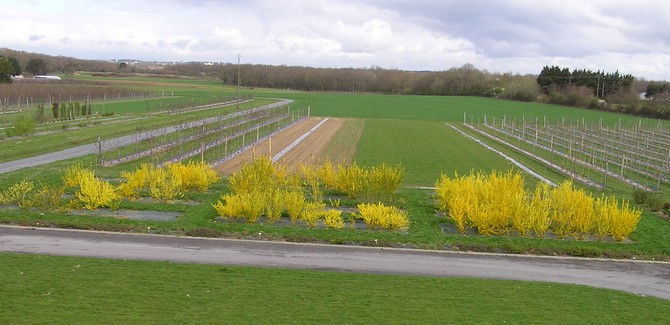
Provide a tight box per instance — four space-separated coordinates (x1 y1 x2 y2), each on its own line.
323 209 344 229
228 156 277 194
212 191 265 223
447 193 469 234
367 163 405 202
548 180 595 239
529 183 552 237
300 163 323 203
334 162 405 202
212 193 242 219
318 160 338 190
357 202 409 230
0 180 34 208
148 167 183 201
434 171 642 241
264 189 285 224
300 202 325 227
608 198 642 242
31 182 66 211
284 190 306 223
593 195 615 239
334 163 365 199
246 195 264 222
75 172 119 210
214 157 303 223
118 168 148 198
61 163 119 210
62 162 94 188
168 161 219 192
436 171 523 235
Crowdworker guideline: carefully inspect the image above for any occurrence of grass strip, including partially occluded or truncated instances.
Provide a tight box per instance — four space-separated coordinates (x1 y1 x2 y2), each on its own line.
1 253 668 324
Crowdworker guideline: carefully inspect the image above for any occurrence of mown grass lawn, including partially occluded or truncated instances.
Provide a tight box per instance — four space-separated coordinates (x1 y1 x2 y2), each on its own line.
1 253 668 324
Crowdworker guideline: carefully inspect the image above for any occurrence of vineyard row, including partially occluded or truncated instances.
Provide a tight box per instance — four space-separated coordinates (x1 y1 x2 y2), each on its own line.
465 114 670 190
100 104 308 166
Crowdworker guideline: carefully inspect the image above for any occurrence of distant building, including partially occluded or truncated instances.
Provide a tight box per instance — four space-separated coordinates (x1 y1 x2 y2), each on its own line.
34 75 62 80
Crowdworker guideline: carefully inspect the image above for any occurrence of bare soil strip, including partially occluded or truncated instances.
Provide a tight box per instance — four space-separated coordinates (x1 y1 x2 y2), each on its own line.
215 118 345 174
275 118 345 170
272 118 330 162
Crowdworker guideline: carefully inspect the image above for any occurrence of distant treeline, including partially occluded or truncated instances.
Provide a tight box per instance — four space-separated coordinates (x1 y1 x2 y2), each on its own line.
166 62 541 100
0 48 118 75
537 65 634 98
167 62 670 119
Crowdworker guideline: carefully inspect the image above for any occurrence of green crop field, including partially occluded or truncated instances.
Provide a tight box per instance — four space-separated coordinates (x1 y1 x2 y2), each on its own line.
1 74 669 322
355 119 514 185
1 253 668 324
0 74 668 259
267 92 666 128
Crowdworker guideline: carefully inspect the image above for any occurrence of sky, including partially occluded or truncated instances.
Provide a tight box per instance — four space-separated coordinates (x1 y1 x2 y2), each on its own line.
2 0 669 80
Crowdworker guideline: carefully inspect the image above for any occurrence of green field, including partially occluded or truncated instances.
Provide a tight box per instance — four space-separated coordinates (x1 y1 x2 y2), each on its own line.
2 75 670 322
1 253 668 324
1 74 669 259
355 119 513 185
281 92 666 127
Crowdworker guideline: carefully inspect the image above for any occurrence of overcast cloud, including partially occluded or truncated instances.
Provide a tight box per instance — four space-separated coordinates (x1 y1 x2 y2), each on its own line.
2 0 669 80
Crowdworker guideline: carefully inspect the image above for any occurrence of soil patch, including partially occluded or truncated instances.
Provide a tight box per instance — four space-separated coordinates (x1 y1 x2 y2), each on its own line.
214 215 407 233
438 222 633 243
134 197 200 206
69 208 181 221
275 118 344 170
214 117 348 174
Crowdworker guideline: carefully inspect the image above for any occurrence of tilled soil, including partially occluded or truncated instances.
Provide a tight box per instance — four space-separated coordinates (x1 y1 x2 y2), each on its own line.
214 117 345 174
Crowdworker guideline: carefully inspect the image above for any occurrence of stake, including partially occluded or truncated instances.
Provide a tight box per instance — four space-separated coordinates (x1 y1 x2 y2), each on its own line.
97 136 102 166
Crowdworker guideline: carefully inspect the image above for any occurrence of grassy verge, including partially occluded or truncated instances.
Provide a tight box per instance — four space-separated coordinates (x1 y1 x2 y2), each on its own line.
1 253 668 324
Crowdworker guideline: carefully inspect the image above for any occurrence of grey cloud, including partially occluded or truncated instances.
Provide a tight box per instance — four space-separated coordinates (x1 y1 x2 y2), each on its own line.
174 39 191 49
29 34 44 42
362 0 668 59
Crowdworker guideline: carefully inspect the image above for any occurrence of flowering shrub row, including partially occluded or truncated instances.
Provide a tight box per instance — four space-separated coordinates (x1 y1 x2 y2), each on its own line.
435 171 641 241
213 157 408 230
